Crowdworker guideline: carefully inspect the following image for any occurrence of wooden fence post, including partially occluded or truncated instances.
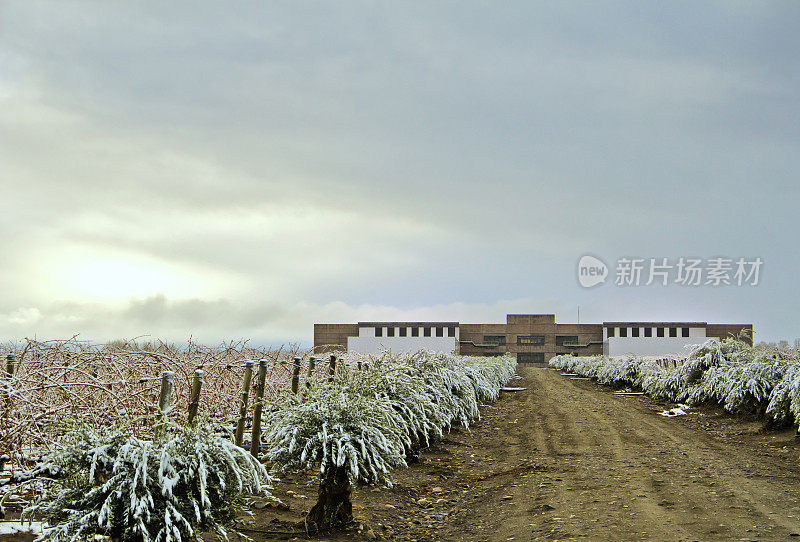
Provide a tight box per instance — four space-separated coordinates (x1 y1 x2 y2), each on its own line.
5 354 14 379
155 371 175 439
2 354 15 449
305 356 316 392
249 359 268 458
291 357 301 394
328 354 337 381
234 361 254 447
186 369 203 426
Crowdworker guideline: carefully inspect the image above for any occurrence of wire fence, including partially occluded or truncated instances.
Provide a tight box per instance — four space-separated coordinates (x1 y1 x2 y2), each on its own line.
0 338 349 460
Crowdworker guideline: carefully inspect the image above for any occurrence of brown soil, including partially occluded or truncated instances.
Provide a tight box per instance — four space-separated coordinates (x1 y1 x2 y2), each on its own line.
239 366 800 541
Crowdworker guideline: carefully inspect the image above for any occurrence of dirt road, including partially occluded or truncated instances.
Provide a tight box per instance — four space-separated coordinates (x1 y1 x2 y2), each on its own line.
252 366 800 541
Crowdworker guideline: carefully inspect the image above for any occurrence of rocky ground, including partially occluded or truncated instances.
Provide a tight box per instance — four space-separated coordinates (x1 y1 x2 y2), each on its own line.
237 365 800 541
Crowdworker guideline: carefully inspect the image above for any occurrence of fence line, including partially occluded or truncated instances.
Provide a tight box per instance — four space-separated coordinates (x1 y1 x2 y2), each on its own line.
0 339 349 462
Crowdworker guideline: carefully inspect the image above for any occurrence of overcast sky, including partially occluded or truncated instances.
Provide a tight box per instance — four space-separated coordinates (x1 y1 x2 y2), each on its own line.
1 2 798 345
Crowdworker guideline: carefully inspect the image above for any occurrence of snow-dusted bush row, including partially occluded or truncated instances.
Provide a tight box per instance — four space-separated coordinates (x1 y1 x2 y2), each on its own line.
262 351 517 529
550 338 800 426
265 351 516 486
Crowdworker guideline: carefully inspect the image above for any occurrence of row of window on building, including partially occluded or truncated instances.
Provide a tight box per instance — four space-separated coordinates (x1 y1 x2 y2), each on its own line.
375 326 456 338
483 335 579 347
607 326 690 338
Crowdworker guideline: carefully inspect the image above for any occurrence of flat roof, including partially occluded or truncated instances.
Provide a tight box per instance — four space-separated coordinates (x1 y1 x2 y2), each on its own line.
603 322 707 327
358 321 459 327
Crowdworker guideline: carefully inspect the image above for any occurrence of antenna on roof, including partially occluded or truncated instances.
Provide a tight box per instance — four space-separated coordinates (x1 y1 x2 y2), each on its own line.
577 305 580 324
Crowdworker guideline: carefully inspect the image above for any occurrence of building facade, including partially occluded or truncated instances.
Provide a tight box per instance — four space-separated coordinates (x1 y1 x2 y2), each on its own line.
314 314 752 364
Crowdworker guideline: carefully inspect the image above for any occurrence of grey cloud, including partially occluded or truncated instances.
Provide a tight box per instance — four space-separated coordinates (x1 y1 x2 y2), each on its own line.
0 2 798 341
0 294 580 346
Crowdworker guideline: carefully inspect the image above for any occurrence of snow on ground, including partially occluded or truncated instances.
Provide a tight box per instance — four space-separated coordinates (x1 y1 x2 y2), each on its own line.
660 404 691 417
0 521 45 535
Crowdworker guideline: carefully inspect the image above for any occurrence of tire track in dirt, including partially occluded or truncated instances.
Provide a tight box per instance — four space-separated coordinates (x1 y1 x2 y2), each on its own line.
564 374 800 540
516 369 693 541
438 366 800 541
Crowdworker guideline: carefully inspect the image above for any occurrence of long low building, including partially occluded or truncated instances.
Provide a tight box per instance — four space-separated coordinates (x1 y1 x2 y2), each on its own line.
313 314 752 364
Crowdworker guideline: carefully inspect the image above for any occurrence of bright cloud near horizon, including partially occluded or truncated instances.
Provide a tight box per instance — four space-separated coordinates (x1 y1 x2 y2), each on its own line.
1 2 798 345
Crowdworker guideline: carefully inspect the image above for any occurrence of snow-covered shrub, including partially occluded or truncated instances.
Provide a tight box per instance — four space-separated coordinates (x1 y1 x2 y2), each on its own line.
264 383 409 487
687 337 752 371
595 356 647 387
719 356 786 414
407 353 479 429
550 355 596 376
28 421 274 542
637 338 751 403
766 363 800 425
549 355 568 371
550 355 633 384
686 339 726 368
263 351 516 531
263 379 408 530
684 364 721 405
364 354 451 450
463 354 517 402
639 364 690 402
360 352 516 442
684 346 787 415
